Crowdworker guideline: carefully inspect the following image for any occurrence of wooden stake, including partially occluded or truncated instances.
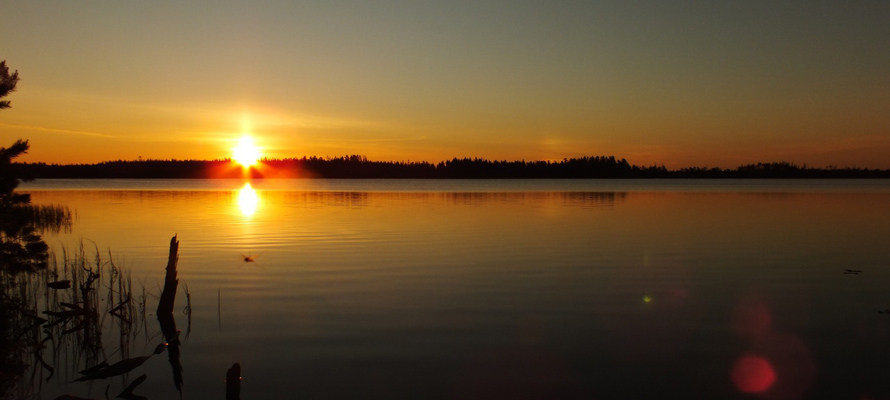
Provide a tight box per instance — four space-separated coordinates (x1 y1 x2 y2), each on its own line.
156 235 179 315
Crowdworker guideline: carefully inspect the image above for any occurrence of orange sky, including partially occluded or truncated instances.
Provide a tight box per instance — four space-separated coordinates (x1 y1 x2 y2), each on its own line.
2 2 889 169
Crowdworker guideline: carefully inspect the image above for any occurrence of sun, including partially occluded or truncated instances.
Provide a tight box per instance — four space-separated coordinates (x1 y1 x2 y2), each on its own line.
232 135 261 167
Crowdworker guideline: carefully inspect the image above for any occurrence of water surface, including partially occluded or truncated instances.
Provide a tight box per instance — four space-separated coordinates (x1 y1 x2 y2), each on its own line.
19 179 890 399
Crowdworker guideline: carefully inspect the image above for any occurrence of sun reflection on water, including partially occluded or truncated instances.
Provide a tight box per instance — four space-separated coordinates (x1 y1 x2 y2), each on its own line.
237 183 259 217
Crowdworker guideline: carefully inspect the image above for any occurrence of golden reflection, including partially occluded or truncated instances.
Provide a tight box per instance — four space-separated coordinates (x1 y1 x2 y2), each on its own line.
237 183 259 217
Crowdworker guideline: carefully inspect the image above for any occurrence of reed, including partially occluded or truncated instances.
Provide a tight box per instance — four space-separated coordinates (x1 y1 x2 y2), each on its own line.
0 242 152 399
21 203 73 234
0 236 210 399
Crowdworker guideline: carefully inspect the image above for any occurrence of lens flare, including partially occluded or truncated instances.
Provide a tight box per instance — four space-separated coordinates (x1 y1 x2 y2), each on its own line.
731 354 776 394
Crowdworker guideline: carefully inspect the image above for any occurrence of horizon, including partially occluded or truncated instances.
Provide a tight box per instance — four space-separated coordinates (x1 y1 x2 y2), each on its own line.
16 153 890 173
2 2 890 169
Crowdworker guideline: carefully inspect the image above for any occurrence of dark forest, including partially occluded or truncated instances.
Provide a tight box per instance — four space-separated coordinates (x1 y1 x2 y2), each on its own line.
12 156 890 179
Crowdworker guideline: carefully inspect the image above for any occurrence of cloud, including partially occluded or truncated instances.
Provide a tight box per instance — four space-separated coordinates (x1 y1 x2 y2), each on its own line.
0 122 116 138
322 135 428 143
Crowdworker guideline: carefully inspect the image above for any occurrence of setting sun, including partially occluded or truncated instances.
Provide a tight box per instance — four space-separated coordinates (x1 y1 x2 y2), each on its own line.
232 136 261 168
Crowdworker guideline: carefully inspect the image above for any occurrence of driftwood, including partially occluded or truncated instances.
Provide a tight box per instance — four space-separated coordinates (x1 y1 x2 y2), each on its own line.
226 363 241 400
157 235 179 315
155 235 184 392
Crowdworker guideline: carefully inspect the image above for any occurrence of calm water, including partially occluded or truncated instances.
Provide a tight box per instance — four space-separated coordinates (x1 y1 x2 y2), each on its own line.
17 179 890 399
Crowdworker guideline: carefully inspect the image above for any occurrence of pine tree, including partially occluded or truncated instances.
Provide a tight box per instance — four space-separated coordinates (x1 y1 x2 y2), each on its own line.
0 61 19 110
0 60 29 206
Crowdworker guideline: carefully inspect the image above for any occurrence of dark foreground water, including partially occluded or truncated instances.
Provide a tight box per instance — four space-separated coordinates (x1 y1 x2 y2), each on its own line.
16 179 890 399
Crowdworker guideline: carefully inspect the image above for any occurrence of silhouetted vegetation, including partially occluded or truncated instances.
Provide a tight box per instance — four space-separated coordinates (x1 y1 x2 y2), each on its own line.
0 239 194 399
14 156 671 179
0 244 146 398
1 63 206 399
676 161 890 179
13 157 890 179
1 140 72 274
0 64 72 274
0 61 19 110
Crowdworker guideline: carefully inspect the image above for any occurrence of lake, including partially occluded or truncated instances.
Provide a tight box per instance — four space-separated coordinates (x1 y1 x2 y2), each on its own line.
13 179 890 399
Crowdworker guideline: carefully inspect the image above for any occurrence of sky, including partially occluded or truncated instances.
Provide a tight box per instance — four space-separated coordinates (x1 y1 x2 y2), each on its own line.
2 1 889 169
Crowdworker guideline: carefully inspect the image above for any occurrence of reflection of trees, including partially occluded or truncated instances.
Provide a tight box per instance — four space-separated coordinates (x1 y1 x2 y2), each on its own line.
443 192 626 207
1 140 72 274
278 191 370 209
272 191 626 209
0 203 71 273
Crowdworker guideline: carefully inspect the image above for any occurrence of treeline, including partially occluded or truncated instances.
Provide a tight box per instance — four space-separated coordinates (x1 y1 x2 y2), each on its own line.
11 157 890 179
676 162 890 179
12 156 667 179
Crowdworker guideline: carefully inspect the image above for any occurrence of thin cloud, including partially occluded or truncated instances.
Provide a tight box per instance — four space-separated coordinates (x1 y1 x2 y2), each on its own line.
339 136 428 143
0 122 116 138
